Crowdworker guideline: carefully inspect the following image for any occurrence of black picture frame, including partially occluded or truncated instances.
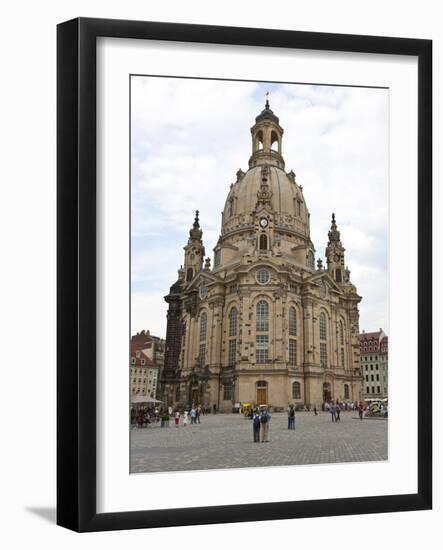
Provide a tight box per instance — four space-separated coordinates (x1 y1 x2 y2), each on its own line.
57 17 432 532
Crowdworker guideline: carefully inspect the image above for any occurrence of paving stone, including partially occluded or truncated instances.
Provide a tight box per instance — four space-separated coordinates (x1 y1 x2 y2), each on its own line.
130 411 388 473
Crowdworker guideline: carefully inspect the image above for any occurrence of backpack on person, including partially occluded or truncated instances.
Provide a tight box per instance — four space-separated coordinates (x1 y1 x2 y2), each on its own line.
290 408 295 417
260 411 268 423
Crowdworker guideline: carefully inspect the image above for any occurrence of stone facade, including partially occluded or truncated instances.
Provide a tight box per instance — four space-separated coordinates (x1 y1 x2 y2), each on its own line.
162 100 364 411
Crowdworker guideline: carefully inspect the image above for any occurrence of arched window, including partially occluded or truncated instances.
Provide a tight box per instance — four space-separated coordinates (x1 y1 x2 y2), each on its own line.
319 312 328 368
256 300 269 364
289 306 297 337
292 381 301 399
186 267 193 282
271 130 279 151
308 250 315 269
229 307 238 336
199 312 207 365
319 312 327 340
259 234 267 250
256 130 264 151
339 320 344 345
227 306 238 367
335 268 342 283
214 249 221 267
288 306 297 367
175 385 180 402
229 198 234 217
344 384 350 400
256 300 269 332
200 312 207 342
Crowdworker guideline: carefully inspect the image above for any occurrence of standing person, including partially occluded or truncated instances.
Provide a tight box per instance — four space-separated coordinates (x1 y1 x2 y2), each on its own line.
358 403 363 421
313 405 318 416
252 412 261 443
336 404 341 422
288 405 295 430
190 407 196 424
260 407 271 442
196 406 201 424
330 402 336 422
183 410 188 427
174 411 180 427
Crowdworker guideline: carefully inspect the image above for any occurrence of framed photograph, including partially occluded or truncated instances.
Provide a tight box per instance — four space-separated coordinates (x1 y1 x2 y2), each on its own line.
57 18 432 532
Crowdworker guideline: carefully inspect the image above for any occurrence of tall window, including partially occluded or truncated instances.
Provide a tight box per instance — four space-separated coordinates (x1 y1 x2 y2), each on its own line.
308 250 315 269
214 249 221 267
227 307 238 367
256 300 269 332
228 339 237 366
256 335 269 364
289 306 297 365
319 312 327 367
186 267 193 282
339 320 345 368
229 307 238 336
223 383 233 401
199 312 207 364
319 312 327 340
289 339 297 366
256 300 269 364
289 306 297 336
344 384 350 399
259 234 268 250
292 381 301 399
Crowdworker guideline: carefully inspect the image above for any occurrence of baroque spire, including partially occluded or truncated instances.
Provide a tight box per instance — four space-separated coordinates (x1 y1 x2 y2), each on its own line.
328 213 341 244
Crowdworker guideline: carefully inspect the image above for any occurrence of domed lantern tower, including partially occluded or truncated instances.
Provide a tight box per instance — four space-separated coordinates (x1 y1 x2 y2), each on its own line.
249 94 285 170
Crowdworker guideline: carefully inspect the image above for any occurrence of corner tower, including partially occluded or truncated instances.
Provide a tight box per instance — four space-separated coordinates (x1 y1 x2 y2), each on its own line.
183 210 205 283
325 213 346 283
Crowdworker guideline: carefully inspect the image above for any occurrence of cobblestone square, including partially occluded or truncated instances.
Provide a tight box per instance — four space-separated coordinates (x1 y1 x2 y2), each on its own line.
130 411 388 473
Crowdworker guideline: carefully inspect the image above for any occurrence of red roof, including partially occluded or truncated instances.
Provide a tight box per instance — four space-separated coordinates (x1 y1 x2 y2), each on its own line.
130 345 158 369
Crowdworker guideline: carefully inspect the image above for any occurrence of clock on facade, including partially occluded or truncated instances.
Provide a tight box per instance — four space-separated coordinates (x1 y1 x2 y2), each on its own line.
333 254 340 262
259 217 268 228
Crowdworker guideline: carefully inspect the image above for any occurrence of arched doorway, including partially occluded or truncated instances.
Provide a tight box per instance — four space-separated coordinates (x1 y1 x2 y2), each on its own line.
323 382 331 402
256 380 268 405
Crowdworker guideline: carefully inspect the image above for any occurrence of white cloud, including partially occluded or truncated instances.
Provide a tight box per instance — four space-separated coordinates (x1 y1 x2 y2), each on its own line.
131 292 168 337
131 77 389 337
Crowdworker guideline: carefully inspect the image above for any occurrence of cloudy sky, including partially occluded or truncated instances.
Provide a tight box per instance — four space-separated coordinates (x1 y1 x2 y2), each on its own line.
131 76 389 338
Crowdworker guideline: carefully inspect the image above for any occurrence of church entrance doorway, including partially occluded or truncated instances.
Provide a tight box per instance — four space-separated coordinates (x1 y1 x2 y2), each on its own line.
323 382 331 402
256 380 268 405
191 389 198 404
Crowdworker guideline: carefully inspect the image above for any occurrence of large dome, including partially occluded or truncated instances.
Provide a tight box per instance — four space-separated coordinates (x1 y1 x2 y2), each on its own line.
212 100 315 272
221 165 310 241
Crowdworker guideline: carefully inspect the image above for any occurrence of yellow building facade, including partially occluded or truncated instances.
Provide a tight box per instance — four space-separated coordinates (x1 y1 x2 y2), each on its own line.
162 100 363 412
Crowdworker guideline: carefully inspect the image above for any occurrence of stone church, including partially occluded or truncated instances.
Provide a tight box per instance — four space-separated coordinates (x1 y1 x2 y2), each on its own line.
161 99 363 411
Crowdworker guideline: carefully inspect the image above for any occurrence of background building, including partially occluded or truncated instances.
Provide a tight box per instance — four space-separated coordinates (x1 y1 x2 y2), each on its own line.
162 100 364 411
131 330 165 398
360 328 388 398
130 331 164 399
